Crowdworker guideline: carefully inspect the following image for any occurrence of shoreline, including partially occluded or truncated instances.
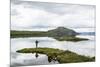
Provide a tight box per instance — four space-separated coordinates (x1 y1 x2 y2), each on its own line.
16 48 95 63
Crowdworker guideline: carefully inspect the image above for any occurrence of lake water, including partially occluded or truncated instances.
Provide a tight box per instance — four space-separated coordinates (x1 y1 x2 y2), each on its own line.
11 28 95 66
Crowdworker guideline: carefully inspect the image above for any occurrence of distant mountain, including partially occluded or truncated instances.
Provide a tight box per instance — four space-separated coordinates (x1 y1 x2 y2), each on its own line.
47 27 77 37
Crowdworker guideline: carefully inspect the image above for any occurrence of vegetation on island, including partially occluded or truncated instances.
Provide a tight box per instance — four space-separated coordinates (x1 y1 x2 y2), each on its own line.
11 27 89 41
16 48 95 63
54 36 88 42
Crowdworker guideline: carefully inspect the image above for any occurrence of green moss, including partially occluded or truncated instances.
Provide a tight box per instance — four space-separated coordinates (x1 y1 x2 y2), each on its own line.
16 48 95 63
54 36 89 42
57 51 94 63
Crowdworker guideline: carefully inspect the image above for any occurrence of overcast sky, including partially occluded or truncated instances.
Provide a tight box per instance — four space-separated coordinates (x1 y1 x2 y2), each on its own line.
11 0 96 31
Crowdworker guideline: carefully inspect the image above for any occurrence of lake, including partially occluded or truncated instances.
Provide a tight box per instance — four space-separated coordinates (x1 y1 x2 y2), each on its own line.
11 28 95 66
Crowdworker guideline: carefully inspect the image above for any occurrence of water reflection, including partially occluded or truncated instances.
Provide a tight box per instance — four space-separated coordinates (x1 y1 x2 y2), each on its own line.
11 35 95 66
35 52 39 58
11 36 95 56
11 53 59 66
48 55 57 63
34 52 58 63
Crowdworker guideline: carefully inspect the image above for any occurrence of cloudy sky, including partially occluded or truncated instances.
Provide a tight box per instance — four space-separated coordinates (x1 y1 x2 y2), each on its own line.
11 0 96 31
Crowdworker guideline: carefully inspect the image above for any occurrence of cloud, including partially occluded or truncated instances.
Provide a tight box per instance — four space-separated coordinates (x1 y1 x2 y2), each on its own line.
11 5 59 29
11 0 96 31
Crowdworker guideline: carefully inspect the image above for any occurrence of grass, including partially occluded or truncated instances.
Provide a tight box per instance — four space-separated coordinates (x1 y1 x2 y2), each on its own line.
11 30 89 42
54 36 89 42
16 48 95 63
57 51 95 63
10 30 47 38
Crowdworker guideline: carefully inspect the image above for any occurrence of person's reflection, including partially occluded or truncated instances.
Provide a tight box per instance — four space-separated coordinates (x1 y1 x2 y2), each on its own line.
35 52 39 58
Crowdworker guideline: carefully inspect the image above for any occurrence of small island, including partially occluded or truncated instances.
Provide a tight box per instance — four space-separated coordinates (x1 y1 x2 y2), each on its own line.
11 27 88 42
16 48 95 63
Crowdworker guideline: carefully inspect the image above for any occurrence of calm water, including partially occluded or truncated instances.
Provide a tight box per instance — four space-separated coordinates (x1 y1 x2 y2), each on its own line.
11 36 95 66
11 28 95 66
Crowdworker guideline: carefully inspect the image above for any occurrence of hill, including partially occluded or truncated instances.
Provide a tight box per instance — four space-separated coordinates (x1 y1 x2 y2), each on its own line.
47 27 77 37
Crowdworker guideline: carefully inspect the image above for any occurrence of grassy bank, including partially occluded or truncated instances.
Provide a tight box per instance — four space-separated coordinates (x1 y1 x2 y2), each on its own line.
54 36 88 42
16 48 95 63
10 30 47 38
11 30 88 42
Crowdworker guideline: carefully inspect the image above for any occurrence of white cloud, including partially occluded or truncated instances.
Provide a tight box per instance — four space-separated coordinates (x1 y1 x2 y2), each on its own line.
11 0 95 31
11 3 59 29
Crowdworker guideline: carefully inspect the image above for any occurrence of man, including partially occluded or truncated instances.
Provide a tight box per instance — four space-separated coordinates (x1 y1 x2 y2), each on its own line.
35 40 39 48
